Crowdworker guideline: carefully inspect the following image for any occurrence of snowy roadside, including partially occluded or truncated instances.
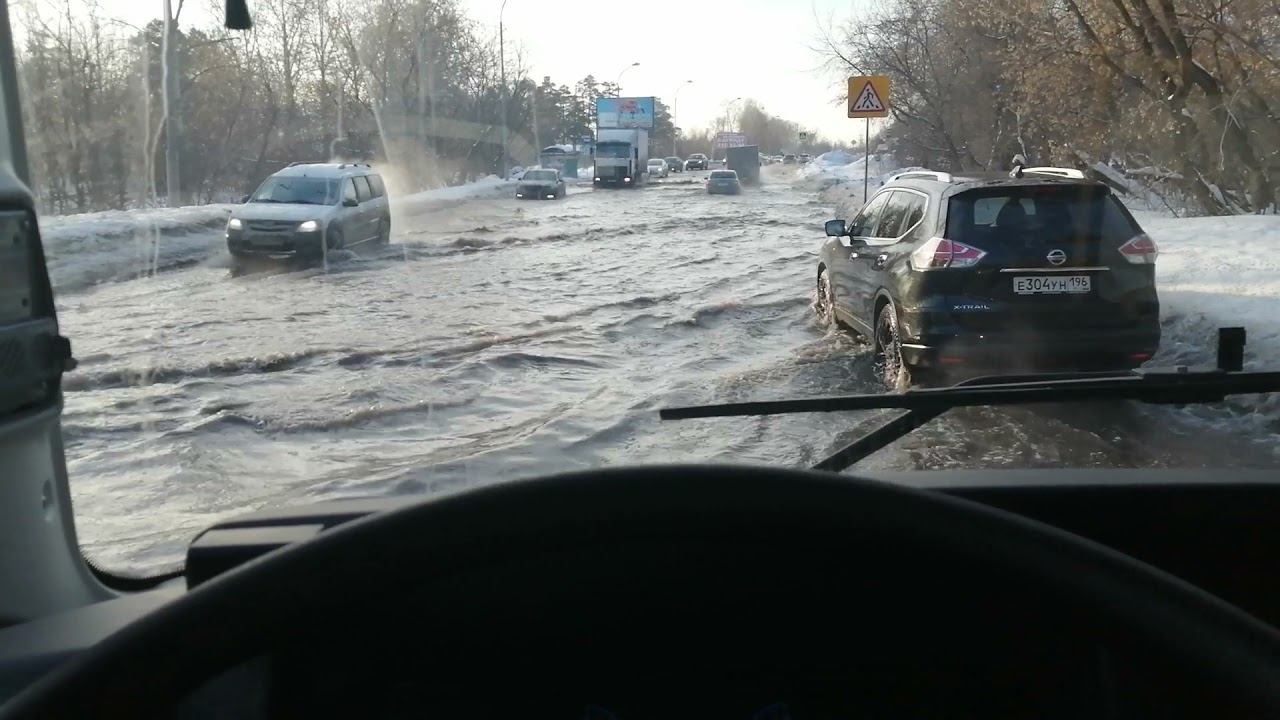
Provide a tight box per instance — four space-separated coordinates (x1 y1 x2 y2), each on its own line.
1142 212 1280 367
41 175 518 292
796 150 908 218
1142 212 1280 444
395 175 515 217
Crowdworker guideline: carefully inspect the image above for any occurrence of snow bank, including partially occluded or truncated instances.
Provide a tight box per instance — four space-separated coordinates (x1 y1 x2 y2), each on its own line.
809 149 858 167
43 204 235 292
1143 213 1280 443
399 175 513 208
794 152 903 216
1144 212 1280 364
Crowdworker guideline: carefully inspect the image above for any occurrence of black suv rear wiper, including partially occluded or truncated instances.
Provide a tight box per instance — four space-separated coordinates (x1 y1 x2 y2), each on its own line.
660 328 1278 472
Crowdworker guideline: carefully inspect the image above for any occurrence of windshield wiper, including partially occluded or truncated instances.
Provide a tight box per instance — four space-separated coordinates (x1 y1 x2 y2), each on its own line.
660 328 1278 472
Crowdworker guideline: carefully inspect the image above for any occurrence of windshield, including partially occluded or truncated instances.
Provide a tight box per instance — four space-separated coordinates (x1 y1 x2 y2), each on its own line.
250 177 339 205
947 187 1139 247
596 142 632 159
9 0 1277 576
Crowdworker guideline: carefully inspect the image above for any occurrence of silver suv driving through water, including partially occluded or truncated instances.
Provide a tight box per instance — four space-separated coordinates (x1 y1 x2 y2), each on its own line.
226 162 391 258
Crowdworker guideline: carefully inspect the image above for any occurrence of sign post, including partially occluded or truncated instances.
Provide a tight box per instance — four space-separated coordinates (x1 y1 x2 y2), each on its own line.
847 76 891 203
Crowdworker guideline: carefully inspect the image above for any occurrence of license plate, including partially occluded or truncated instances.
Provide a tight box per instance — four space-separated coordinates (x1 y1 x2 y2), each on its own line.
1013 275 1091 295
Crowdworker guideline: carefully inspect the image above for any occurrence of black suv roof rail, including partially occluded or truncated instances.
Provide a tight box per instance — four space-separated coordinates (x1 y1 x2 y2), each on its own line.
1021 166 1085 179
338 162 372 169
889 169 953 183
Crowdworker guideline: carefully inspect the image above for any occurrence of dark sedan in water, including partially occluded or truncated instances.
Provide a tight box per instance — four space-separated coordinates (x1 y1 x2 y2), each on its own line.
707 169 742 195
516 169 566 200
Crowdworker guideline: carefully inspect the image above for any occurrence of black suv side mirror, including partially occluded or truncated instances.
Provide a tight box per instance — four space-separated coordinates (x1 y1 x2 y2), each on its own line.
824 219 847 237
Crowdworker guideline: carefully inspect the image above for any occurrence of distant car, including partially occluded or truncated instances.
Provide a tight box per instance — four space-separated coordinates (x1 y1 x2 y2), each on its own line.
516 168 566 200
706 169 741 195
817 167 1160 385
226 162 390 259
685 153 709 171
799 153 812 164
782 154 797 165
647 158 669 179
665 156 683 172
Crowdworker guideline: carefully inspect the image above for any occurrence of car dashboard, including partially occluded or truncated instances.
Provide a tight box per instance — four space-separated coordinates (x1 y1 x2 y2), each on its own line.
0 468 1276 718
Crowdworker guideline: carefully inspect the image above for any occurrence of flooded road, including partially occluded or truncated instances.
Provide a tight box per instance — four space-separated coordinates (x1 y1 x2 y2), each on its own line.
54 168 1277 572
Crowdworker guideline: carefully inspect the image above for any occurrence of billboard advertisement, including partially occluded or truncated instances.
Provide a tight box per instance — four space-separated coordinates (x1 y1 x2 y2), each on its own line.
596 97 656 129
713 132 749 150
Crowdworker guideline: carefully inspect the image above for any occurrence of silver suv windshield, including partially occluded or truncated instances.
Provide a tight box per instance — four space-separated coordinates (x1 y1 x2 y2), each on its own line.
251 177 338 205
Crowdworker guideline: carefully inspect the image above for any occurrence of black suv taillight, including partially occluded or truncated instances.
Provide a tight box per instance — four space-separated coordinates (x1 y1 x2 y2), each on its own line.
910 237 987 271
1118 233 1159 264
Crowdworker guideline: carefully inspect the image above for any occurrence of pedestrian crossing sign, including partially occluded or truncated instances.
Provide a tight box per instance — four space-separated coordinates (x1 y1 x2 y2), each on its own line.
848 76 890 118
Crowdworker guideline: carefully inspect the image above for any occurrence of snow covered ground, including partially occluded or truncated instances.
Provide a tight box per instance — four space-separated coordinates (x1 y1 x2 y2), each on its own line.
396 175 514 216
1139 212 1280 439
1141 212 1280 365
796 150 909 217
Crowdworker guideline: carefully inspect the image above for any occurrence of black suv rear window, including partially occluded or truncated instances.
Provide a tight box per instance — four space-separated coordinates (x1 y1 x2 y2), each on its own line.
946 186 1138 247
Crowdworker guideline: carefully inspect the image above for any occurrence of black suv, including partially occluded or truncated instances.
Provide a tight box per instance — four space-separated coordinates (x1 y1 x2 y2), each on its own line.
817 167 1160 383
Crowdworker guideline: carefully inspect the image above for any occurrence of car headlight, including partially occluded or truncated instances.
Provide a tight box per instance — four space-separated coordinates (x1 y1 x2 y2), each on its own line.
227 218 242 230
297 220 320 232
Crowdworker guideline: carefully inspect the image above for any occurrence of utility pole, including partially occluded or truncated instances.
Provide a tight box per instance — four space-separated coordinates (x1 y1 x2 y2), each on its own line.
673 80 692 156
531 82 542 163
499 0 509 179
331 83 344 159
162 0 182 206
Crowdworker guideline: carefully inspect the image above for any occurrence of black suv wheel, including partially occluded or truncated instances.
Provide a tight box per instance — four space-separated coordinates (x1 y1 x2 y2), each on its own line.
816 268 837 327
874 299 907 387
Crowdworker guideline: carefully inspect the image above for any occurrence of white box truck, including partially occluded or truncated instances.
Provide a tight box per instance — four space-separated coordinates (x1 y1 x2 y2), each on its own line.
593 128 649 188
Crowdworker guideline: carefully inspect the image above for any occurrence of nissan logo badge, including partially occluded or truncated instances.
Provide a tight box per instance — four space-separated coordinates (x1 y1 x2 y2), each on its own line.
1047 249 1067 266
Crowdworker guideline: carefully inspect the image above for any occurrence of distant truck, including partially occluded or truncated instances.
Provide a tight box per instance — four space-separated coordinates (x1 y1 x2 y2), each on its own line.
725 145 761 186
593 128 649 187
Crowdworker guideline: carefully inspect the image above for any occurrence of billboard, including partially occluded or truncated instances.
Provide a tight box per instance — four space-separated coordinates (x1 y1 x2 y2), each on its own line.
596 97 656 129
713 132 749 150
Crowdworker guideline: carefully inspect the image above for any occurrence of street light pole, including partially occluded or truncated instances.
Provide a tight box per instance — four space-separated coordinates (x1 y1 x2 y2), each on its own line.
719 97 742 161
727 97 744 131
615 62 639 96
499 0 509 179
673 79 692 156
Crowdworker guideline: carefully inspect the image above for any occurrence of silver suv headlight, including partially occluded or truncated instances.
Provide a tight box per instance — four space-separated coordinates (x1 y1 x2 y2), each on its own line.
227 218 242 230
297 220 320 232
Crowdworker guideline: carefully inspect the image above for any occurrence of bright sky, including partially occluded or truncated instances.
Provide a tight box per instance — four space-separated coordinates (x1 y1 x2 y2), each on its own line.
461 0 868 140
27 0 870 141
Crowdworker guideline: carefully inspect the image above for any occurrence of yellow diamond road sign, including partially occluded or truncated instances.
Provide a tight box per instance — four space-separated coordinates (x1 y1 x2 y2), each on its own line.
848 76 890 118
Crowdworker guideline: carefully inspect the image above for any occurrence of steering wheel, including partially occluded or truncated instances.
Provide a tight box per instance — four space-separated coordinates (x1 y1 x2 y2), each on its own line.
3 465 1278 718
